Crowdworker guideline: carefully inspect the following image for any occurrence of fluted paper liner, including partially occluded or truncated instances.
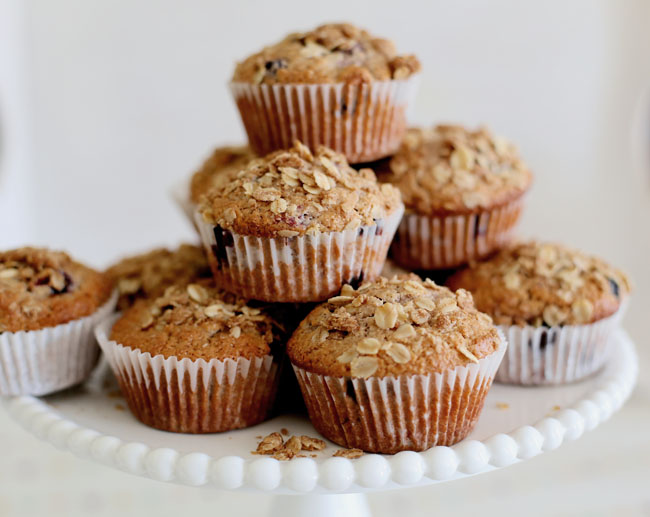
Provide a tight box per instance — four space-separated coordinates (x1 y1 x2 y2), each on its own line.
292 330 507 454
0 291 118 396
95 315 280 433
195 207 404 303
496 302 627 385
230 77 420 163
391 197 525 270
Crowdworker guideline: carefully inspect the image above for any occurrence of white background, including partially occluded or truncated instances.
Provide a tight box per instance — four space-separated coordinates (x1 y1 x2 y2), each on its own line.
0 0 649 515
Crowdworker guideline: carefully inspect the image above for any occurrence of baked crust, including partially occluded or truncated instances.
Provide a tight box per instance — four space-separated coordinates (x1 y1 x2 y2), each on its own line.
0 247 113 332
287 274 500 378
198 141 403 237
381 125 533 215
110 281 281 361
232 23 420 85
446 241 631 326
106 244 211 311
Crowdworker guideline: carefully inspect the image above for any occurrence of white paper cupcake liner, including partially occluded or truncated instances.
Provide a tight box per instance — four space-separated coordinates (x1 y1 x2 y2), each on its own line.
495 302 628 385
95 315 281 433
292 330 507 454
391 196 525 270
230 77 420 163
194 206 404 303
0 290 118 396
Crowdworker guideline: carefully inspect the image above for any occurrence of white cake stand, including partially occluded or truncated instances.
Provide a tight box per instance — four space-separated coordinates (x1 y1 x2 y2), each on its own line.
2 330 638 517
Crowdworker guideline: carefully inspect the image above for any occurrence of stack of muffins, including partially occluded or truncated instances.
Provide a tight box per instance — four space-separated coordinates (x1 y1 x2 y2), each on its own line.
0 23 631 456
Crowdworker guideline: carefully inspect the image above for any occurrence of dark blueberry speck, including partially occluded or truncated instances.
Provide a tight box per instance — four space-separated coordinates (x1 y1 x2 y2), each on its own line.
212 225 234 269
264 59 287 77
530 328 558 350
52 272 73 294
357 227 364 236
347 272 365 290
340 98 358 117
607 277 620 298
345 379 357 404
473 214 486 239
538 332 548 350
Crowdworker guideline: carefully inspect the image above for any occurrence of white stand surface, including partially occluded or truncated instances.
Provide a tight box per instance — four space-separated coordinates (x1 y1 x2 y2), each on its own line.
1 330 638 515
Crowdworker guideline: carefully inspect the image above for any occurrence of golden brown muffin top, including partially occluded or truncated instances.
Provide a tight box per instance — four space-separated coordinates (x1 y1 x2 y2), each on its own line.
381 125 533 215
110 281 281 361
0 247 113 333
198 141 403 237
232 23 420 85
287 275 500 378
106 244 211 311
446 242 631 327
189 145 256 204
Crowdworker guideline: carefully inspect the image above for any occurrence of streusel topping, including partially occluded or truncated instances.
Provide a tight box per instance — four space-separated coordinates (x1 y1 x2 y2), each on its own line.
381 125 532 214
198 141 403 237
232 23 420 85
447 242 631 326
189 145 255 204
110 281 280 361
0 247 113 332
287 275 500 378
253 432 326 461
106 244 211 311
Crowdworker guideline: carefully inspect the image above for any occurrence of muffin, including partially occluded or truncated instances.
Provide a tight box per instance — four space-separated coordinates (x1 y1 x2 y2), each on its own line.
195 141 404 302
287 275 506 453
0 247 116 395
230 23 421 163
106 244 211 310
381 125 532 270
447 242 631 384
96 281 283 433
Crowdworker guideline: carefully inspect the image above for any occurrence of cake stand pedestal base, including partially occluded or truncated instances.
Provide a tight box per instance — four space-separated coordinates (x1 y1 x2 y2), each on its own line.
269 493 371 517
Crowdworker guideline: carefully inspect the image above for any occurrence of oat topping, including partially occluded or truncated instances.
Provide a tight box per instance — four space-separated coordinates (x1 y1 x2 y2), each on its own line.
287 275 500 378
199 141 403 237
447 242 631 326
381 125 533 214
189 145 256 204
233 23 420 85
106 244 211 311
253 432 326 460
0 247 112 333
110 281 280 361
332 448 364 459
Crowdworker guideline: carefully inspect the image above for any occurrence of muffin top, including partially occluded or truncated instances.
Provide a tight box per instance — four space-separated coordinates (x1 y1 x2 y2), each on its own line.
232 23 420 85
189 145 255 204
0 247 113 333
381 125 533 215
287 275 500 378
107 244 211 311
446 242 631 327
198 141 403 237
110 281 281 361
